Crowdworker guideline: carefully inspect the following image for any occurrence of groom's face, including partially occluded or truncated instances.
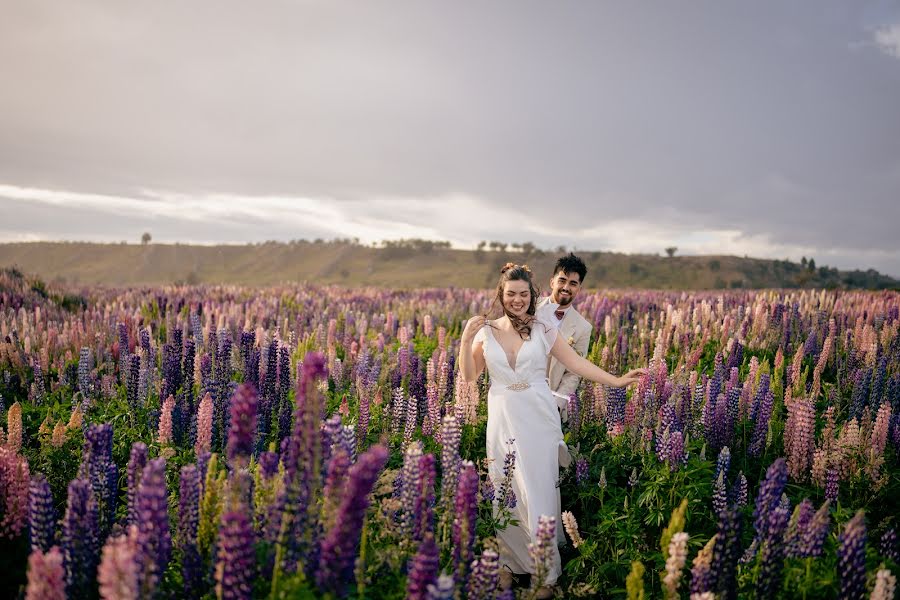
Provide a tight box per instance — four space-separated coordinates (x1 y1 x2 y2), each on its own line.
550 270 582 307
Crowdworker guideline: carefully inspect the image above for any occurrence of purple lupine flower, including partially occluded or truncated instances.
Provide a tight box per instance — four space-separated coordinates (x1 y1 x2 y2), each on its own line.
567 392 580 431
407 533 440 600
439 415 462 509
607 386 627 432
79 423 117 537
785 498 815 558
414 453 437 541
825 468 839 502
881 528 899 563
731 472 748 507
466 549 500 600
357 386 370 445
426 574 455 600
496 440 517 509
481 473 495 503
755 502 790 600
227 383 259 468
399 442 424 539
710 507 743 600
322 449 351 530
712 471 728 518
315 444 389 597
452 461 479 583
749 389 774 457
135 458 171 596
495 590 516 600
714 446 731 483
753 459 787 540
26 546 66 600
528 515 557 590
178 465 202 597
575 457 589 485
404 392 418 448
837 511 867 600
215 511 257 600
798 500 830 558
61 479 100 600
126 442 148 526
29 474 55 553
258 451 279 479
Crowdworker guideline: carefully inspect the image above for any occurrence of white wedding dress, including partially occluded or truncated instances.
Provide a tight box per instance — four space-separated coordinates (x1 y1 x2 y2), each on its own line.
473 302 565 585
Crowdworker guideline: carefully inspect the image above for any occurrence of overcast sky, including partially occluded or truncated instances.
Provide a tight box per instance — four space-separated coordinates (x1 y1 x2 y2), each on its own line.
2 1 899 275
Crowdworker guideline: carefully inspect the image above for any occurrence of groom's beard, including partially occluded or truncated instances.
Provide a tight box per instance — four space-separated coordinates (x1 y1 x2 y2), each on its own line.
553 292 573 307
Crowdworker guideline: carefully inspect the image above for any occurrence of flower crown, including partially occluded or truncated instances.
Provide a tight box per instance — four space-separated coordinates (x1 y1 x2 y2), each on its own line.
500 262 532 275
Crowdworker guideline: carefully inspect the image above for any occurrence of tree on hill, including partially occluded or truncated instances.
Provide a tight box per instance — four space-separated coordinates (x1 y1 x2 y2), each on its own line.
665 246 677 257
141 232 152 245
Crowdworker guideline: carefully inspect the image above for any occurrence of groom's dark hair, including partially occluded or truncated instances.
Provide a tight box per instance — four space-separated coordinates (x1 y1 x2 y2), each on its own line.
554 252 587 282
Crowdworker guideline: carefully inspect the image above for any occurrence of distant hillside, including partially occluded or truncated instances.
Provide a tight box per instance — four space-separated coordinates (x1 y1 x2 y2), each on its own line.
0 241 897 290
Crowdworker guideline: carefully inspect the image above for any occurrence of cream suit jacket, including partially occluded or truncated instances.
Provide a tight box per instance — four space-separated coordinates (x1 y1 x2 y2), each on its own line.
536 296 592 423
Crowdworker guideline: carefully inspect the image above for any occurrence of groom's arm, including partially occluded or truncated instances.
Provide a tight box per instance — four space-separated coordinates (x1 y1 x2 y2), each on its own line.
554 324 592 400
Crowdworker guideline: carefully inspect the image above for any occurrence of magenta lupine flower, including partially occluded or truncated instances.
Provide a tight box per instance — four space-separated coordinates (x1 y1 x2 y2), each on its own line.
315 444 389 597
61 478 100 600
29 474 55 553
178 465 202 596
837 510 867 600
26 546 65 600
870 402 892 457
126 442 148 526
135 458 171 596
439 415 462 509
452 461 479 583
407 533 440 600
227 383 259 468
0 446 30 540
528 515 557 590
215 510 257 600
195 392 213 456
466 549 500 600
97 526 139 600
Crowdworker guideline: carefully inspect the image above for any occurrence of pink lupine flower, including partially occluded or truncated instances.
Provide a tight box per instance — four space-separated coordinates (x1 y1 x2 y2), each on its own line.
195 392 213 456
97 526 139 600
158 394 175 446
26 546 65 600
6 402 22 452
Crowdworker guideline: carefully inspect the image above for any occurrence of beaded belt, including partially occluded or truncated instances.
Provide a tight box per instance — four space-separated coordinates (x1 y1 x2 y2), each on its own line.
501 380 548 392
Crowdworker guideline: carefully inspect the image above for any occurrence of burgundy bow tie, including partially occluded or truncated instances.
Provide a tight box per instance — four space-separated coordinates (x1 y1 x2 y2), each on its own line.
555 310 565 320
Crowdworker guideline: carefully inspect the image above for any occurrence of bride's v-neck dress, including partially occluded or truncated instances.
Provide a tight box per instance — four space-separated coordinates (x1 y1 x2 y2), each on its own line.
473 303 564 584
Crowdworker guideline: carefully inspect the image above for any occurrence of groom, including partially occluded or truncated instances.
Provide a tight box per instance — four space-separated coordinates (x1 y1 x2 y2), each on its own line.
538 253 592 424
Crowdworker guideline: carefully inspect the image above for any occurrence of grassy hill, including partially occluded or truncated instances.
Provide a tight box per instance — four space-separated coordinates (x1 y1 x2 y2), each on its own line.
0 241 897 290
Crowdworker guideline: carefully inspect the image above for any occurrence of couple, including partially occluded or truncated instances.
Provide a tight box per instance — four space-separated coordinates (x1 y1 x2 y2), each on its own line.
458 254 645 597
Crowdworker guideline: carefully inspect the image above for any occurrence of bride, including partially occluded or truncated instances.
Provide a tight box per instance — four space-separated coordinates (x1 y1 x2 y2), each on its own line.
458 263 645 597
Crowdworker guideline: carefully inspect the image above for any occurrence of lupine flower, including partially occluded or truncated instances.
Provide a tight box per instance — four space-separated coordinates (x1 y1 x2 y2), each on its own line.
732 472 748 507
196 392 214 456
712 471 728 518
135 458 171 596
215 510 257 600
29 474 55 553
750 389 774 457
690 536 716 595
871 568 897 600
398 442 423 539
576 457 589 485
562 511 584 548
6 401 22 452
785 498 815 558
227 383 258 468
321 448 351 532
79 423 117 538
97 526 139 600
407 533 440 600
496 439 517 509
158 394 175 445
837 510 867 600
452 461 479 582
426 573 455 600
599 466 607 491
754 459 787 540
663 531 689 600
710 507 742 600
26 546 65 600
529 515 557 591
439 415 462 509
316 444 389 597
628 467 639 488
61 478 100 600
467 549 499 600
126 442 148 526
825 467 840 502
178 465 202 596
880 528 898 563
1 446 30 540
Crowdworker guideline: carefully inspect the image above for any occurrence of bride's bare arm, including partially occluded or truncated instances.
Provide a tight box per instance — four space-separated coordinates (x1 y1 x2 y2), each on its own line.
548 334 646 387
459 315 487 382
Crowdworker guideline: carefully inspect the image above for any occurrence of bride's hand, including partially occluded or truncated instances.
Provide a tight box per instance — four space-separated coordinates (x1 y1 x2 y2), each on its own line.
461 315 488 344
616 368 648 387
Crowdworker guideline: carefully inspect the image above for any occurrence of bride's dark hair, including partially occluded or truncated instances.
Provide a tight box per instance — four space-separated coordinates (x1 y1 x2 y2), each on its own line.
487 263 540 340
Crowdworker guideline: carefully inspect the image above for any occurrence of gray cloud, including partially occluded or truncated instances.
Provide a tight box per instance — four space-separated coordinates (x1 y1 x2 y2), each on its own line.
1 1 899 276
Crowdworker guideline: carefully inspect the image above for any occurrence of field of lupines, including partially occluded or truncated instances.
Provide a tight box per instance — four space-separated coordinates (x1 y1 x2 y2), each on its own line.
0 267 898 599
